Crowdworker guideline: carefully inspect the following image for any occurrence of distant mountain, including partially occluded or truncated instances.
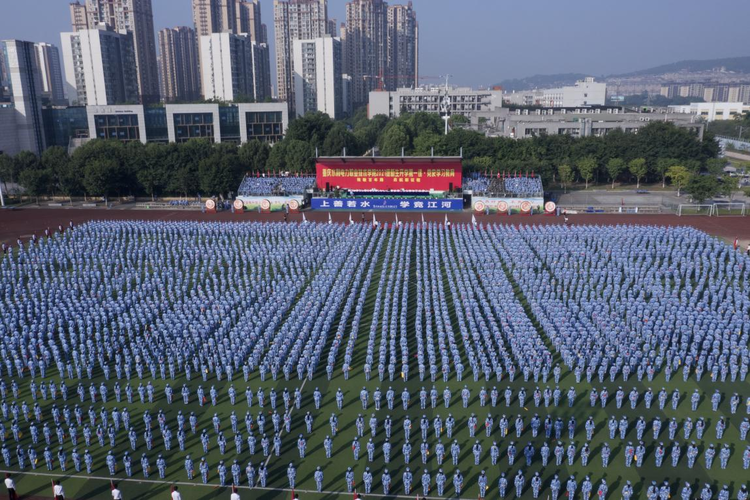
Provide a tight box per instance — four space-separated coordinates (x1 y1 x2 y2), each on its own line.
495 56 750 91
495 73 591 92
611 56 750 77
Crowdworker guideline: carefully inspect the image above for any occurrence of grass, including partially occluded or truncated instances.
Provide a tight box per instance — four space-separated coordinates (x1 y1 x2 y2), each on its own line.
1 229 749 500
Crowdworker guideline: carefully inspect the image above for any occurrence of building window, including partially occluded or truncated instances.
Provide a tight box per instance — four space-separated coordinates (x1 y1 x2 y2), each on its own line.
173 113 214 143
245 111 283 143
94 114 140 142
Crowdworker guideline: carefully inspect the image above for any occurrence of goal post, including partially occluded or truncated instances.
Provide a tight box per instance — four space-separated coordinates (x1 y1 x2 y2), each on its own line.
712 202 746 217
677 204 714 216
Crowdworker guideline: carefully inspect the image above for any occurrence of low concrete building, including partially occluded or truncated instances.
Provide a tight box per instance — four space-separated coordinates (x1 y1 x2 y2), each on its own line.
668 102 750 121
503 77 607 108
368 85 503 119
471 107 704 140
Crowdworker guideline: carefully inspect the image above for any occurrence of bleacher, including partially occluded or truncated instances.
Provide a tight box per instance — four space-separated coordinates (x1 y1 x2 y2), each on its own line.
464 174 543 197
238 176 315 196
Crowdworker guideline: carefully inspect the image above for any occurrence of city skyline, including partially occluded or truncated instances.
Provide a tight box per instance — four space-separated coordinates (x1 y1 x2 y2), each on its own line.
1 0 748 90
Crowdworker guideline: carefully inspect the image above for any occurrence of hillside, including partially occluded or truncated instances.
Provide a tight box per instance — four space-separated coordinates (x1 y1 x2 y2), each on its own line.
613 56 750 77
495 56 750 91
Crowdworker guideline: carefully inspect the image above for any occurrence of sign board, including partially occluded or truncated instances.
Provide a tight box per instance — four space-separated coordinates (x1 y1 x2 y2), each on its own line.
472 197 544 214
316 159 462 192
312 198 463 211
236 195 304 212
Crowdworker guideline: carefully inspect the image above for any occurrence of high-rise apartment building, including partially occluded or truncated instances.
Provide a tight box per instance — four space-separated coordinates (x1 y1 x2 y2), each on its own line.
200 32 270 102
68 0 159 103
293 36 343 118
192 0 238 37
192 0 271 100
0 40 47 155
274 0 329 108
33 43 67 105
158 27 201 103
387 2 417 90
237 0 266 42
60 25 139 106
343 0 388 105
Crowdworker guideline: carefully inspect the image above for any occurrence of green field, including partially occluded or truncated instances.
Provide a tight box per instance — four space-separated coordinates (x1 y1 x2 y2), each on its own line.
1 227 749 500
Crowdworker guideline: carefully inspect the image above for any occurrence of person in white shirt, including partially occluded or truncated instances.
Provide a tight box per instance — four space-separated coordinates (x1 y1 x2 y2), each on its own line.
171 485 182 500
4 473 17 500
111 482 123 500
230 486 241 500
53 480 65 500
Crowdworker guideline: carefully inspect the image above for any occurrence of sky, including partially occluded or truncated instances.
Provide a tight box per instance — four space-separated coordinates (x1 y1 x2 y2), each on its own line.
1 0 749 88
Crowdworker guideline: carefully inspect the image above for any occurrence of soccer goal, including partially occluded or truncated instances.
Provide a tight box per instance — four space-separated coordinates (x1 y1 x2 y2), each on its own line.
677 204 714 216
712 202 747 216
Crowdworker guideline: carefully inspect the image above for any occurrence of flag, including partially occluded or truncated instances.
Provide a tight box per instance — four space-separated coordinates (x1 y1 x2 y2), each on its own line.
349 213 354 225
444 214 448 227
373 213 377 227
471 214 477 226
734 238 739 250
421 213 425 226
328 212 332 224
395 213 399 226
302 213 307 223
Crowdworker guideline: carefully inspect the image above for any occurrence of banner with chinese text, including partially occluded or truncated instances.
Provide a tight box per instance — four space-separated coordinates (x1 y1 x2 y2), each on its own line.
311 198 463 211
316 160 462 192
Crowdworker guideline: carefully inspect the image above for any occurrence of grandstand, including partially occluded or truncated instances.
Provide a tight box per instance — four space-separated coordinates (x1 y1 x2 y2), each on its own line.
464 174 544 197
237 175 315 196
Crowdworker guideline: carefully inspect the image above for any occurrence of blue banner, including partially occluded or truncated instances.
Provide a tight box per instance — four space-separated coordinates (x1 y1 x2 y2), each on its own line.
311 198 463 211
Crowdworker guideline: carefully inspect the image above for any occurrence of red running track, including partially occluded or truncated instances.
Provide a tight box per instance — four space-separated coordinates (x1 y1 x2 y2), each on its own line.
0 208 748 247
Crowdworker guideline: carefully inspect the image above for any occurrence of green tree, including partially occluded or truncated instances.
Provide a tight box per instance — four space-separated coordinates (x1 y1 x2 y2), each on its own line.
271 139 315 174
322 123 360 157
378 124 411 156
558 164 575 193
18 166 51 203
238 140 271 174
705 158 727 176
576 156 597 189
655 158 679 188
666 165 692 196
628 158 648 188
41 146 74 200
137 143 169 200
606 158 625 189
0 153 19 195
412 132 443 156
83 158 122 199
285 112 335 151
686 174 720 203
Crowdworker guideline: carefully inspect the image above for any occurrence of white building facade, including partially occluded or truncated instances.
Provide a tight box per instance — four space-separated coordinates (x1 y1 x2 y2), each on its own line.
504 77 607 108
668 102 750 122
199 32 269 102
293 36 343 119
60 25 138 106
368 85 503 119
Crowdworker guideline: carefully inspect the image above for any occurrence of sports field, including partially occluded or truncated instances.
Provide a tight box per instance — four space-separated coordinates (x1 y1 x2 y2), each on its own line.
0 216 748 500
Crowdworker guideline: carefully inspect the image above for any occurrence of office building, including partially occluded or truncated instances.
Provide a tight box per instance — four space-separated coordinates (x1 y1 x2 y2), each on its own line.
343 0 388 105
200 33 269 102
34 43 67 105
60 25 139 106
69 0 160 104
158 27 201 103
668 102 750 121
368 85 503 119
503 77 607 108
386 2 417 90
293 36 343 118
0 40 46 155
274 0 329 107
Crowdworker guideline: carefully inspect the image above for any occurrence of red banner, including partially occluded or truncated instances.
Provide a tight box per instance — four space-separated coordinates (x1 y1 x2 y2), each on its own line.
316 159 462 192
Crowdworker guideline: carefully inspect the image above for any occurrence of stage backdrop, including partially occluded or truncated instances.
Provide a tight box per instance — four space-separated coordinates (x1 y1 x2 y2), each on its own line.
316 157 462 192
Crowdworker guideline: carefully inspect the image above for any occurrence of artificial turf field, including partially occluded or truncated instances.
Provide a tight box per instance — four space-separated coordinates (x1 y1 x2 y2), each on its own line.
1 225 749 500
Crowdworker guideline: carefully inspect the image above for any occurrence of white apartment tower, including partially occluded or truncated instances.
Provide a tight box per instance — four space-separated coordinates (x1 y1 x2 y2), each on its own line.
60 25 139 106
274 0 329 108
293 36 343 118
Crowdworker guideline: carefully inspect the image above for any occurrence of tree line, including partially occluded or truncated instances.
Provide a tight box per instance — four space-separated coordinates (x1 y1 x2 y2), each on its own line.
0 109 727 201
